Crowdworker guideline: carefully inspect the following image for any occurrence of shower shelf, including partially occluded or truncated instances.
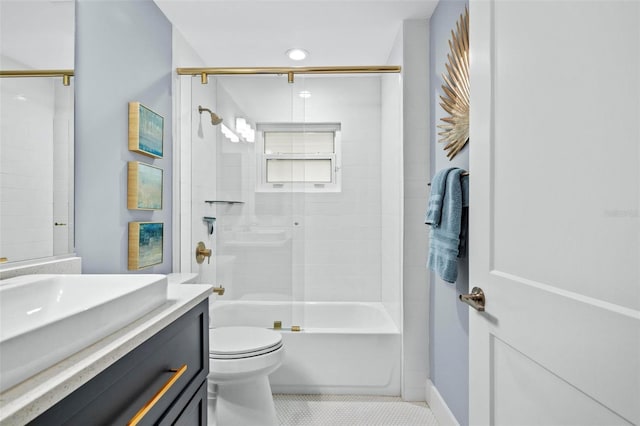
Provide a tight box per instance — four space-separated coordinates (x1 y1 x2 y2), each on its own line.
204 200 244 205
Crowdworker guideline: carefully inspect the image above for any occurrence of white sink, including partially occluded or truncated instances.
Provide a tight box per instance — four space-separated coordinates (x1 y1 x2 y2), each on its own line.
0 274 168 393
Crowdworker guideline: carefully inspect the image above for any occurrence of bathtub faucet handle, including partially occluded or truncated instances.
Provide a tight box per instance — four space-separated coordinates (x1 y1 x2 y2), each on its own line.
196 241 212 264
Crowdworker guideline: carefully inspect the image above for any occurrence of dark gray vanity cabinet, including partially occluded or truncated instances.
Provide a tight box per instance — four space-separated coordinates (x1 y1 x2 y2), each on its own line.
30 300 209 426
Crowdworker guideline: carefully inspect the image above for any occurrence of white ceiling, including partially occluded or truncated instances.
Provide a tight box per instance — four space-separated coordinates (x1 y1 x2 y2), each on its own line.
0 1 438 69
154 0 438 67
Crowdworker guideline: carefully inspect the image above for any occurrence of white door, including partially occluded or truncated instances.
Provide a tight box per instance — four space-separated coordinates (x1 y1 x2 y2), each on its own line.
468 1 639 425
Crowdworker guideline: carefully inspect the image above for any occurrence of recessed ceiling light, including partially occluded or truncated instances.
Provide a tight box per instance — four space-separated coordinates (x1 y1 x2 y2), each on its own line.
286 48 308 61
298 90 311 99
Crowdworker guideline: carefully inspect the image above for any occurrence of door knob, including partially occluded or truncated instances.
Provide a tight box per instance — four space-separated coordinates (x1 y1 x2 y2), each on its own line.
459 287 485 311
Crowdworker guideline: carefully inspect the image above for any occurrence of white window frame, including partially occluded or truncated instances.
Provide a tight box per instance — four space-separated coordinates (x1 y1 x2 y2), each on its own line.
256 123 342 193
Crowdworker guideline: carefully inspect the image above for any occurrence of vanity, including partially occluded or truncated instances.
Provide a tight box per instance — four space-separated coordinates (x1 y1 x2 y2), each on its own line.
0 275 211 425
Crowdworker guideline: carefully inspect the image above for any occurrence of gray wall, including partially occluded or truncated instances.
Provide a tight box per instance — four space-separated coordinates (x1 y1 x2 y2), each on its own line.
75 0 173 273
428 0 469 424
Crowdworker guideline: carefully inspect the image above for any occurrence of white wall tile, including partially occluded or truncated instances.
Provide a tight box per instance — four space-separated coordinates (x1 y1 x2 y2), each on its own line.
211 76 395 303
0 73 55 262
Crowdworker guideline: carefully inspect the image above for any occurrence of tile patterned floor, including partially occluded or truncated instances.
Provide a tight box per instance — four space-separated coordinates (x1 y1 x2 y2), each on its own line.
274 394 439 426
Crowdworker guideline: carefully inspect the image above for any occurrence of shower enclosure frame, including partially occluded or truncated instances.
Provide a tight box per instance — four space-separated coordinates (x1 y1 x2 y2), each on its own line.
0 69 74 86
172 65 406 396
176 65 401 84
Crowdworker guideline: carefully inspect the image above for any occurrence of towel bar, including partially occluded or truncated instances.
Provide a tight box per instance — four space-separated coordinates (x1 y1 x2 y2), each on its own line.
428 171 469 186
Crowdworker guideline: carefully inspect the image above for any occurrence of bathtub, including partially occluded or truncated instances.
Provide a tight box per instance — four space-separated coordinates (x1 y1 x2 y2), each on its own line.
209 301 401 395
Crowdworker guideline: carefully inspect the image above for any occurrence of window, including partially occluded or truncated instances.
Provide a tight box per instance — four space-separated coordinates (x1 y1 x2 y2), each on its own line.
256 123 341 192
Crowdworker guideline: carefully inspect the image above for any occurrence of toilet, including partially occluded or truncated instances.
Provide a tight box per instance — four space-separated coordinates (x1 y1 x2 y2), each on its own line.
166 275 284 425
207 326 284 426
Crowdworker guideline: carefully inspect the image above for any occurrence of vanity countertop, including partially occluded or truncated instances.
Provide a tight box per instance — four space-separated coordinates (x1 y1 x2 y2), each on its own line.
0 283 212 425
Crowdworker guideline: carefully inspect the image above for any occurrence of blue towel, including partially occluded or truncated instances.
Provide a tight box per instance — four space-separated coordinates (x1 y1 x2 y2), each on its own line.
427 168 465 283
425 167 456 227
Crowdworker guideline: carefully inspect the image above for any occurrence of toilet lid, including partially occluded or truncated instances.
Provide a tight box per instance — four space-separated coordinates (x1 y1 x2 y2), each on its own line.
209 326 282 358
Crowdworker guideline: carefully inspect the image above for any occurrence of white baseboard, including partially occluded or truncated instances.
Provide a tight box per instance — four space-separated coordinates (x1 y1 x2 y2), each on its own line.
425 379 459 426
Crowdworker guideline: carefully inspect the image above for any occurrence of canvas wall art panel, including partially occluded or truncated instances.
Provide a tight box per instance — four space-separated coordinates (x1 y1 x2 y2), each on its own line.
128 102 163 158
128 222 163 270
127 161 163 210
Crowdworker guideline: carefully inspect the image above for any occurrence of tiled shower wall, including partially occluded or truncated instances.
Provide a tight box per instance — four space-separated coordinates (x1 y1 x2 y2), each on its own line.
213 76 394 303
0 57 55 263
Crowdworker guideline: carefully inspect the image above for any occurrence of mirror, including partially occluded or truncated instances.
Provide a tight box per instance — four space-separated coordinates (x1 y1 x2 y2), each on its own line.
0 0 75 264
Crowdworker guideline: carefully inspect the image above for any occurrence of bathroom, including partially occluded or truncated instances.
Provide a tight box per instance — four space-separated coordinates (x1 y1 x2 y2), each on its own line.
1 0 638 425
0 0 455 423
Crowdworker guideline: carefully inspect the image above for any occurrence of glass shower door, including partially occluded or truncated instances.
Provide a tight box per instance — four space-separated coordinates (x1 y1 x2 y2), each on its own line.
189 74 308 330
190 71 397 329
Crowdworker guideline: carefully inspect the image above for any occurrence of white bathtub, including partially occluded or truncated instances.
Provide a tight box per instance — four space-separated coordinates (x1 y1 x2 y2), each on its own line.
209 301 401 395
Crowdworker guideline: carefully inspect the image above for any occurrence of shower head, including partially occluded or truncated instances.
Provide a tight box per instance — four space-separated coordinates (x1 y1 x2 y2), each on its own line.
198 105 223 126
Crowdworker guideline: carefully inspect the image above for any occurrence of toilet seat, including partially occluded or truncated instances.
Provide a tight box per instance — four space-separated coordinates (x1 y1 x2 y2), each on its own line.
210 326 282 359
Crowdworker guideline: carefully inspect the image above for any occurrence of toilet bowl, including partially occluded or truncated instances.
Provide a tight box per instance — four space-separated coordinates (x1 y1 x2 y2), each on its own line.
208 326 284 426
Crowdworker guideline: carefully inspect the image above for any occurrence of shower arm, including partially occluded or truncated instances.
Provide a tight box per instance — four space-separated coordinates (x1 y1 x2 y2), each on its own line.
198 106 213 115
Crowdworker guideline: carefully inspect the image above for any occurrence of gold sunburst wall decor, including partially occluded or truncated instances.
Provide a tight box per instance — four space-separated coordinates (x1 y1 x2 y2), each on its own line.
438 7 469 160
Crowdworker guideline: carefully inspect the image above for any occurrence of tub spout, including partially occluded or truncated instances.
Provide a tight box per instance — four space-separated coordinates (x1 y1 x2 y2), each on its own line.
212 286 225 296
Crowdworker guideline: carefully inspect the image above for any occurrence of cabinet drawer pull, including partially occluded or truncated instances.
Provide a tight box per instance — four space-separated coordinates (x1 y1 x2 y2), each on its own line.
127 364 188 425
